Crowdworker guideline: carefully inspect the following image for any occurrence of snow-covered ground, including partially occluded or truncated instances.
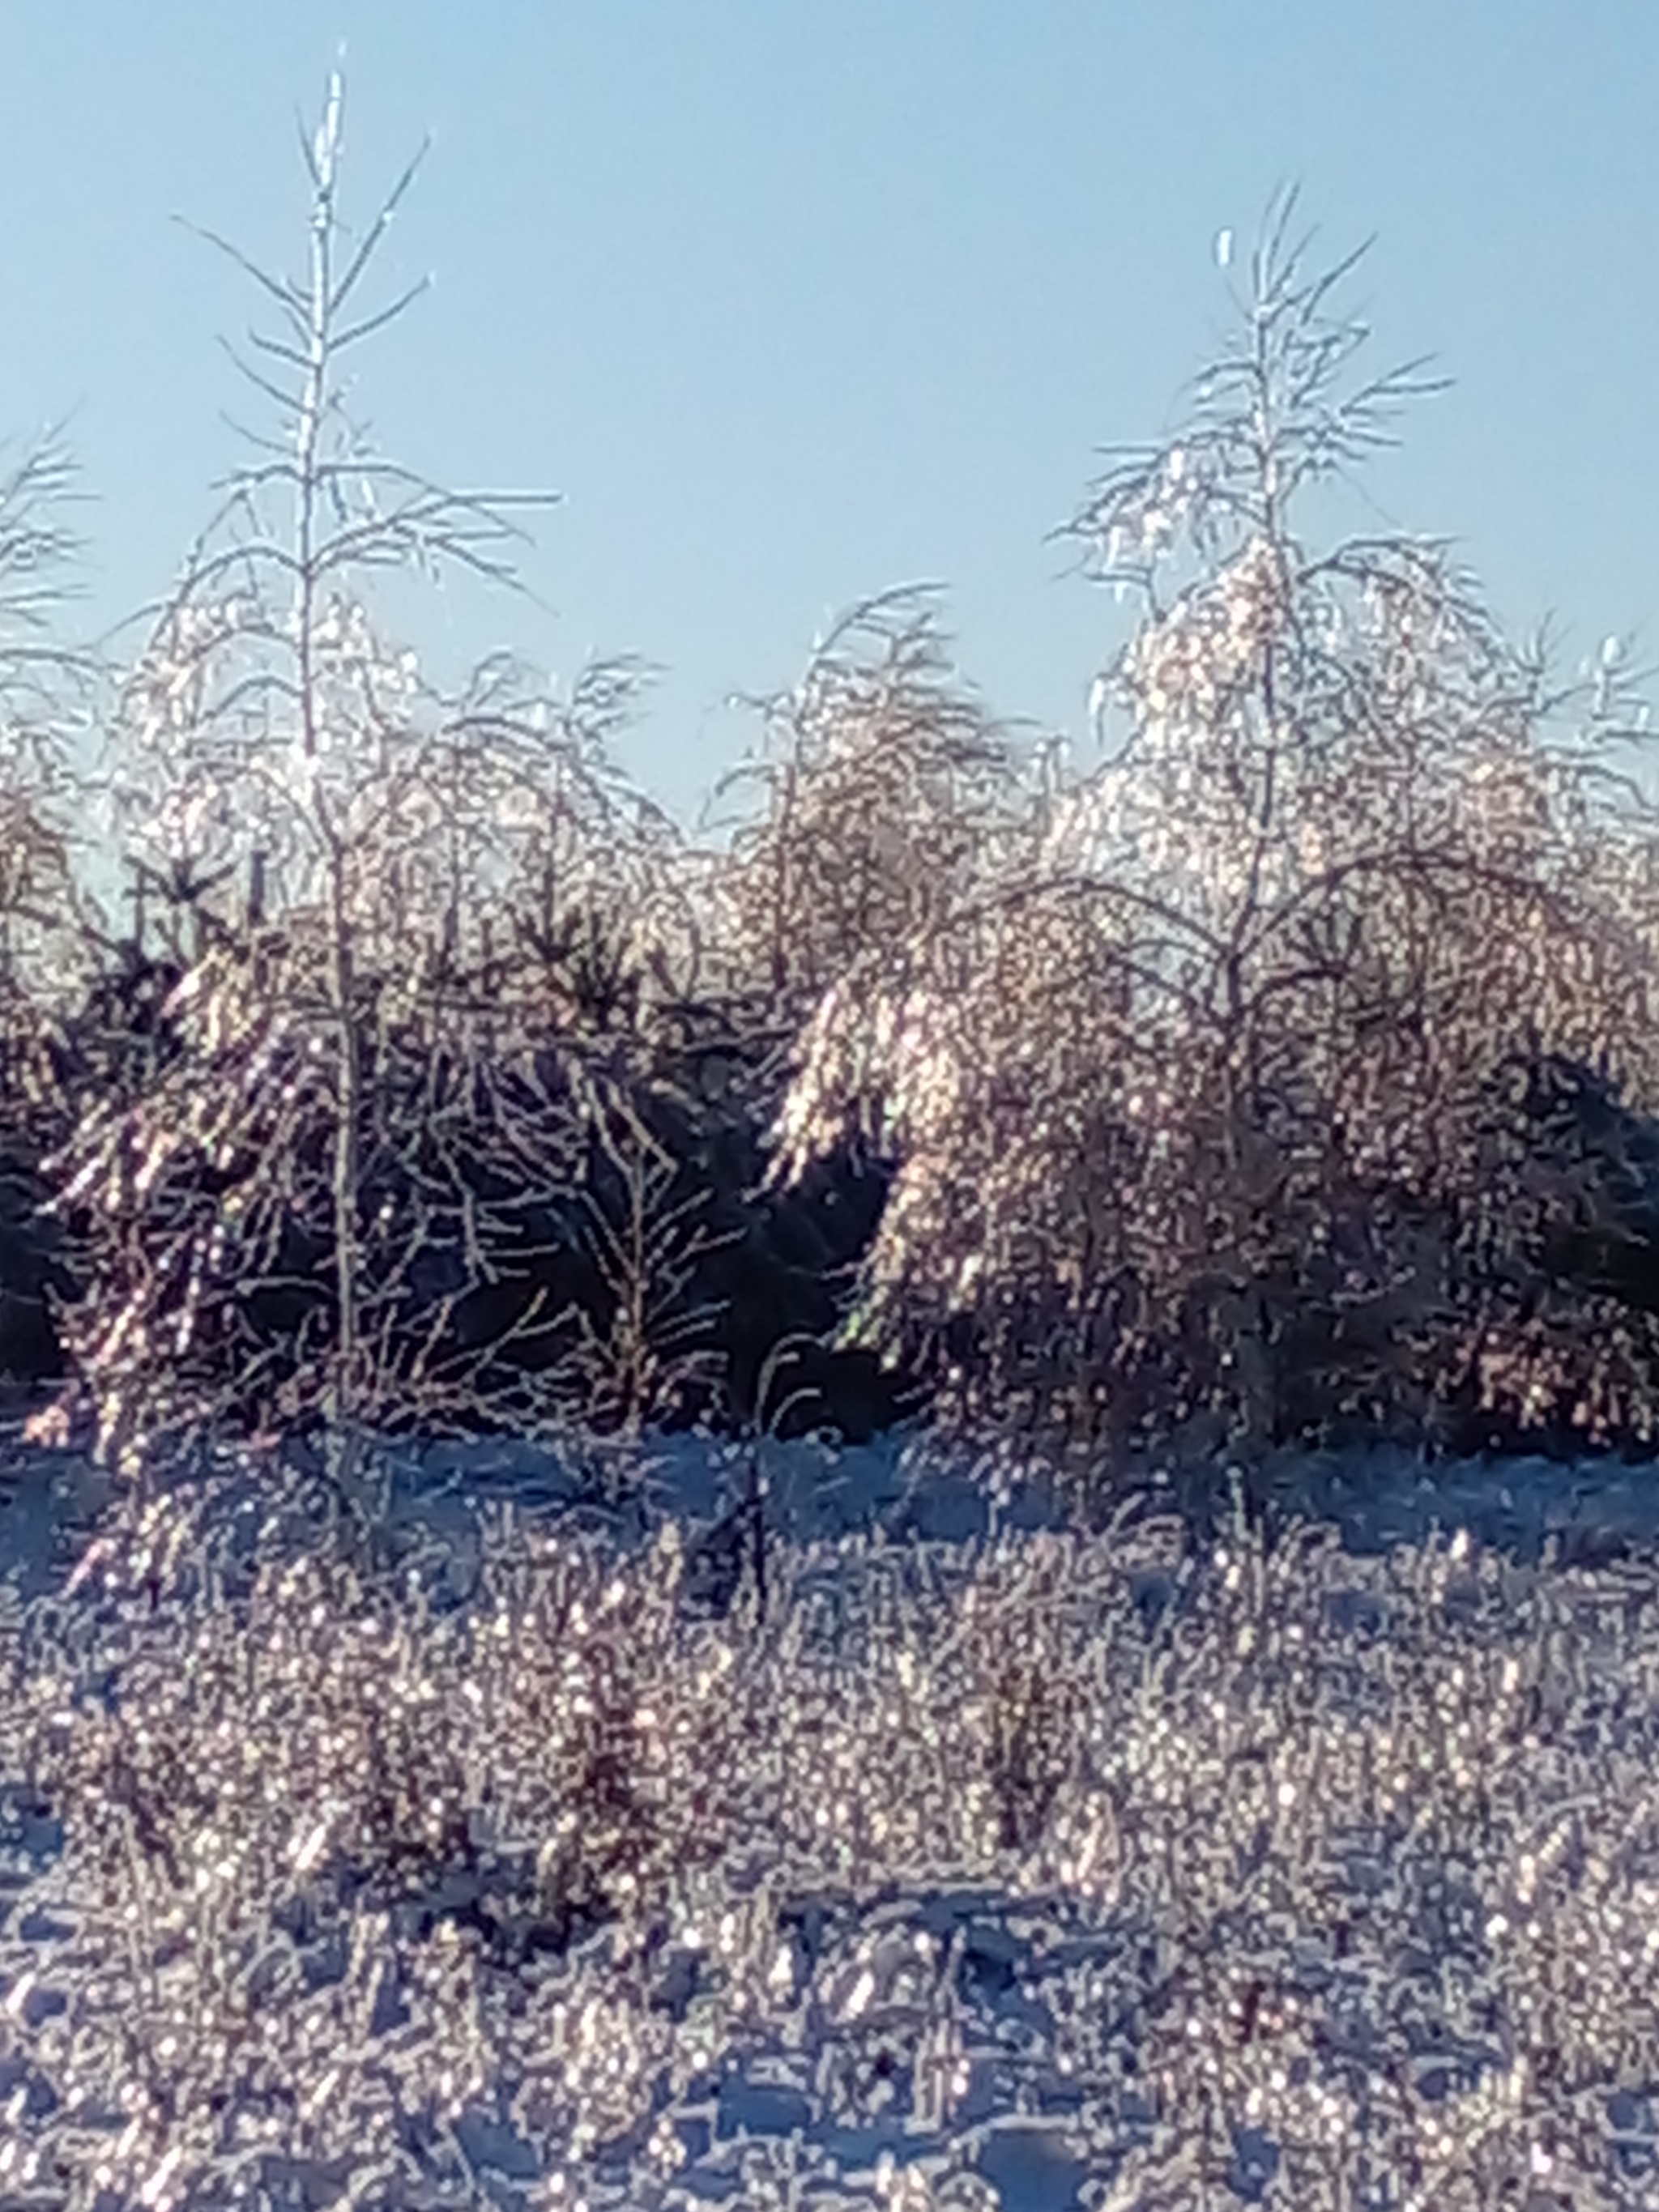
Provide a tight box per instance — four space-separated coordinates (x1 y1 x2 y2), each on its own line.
6 1396 1653 1626
2 1404 1659 2208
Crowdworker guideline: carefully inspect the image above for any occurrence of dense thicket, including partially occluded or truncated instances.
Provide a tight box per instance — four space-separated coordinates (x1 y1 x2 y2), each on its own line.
2 147 1658 1541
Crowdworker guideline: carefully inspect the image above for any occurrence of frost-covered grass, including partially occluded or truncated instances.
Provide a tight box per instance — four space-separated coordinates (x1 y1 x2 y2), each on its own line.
0 1420 1656 2210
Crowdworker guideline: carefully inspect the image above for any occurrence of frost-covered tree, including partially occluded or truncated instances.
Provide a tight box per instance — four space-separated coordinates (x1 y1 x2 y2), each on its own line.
765 188 1659 1485
703 586 1034 1032
0 436 115 1117
36 75 710 1498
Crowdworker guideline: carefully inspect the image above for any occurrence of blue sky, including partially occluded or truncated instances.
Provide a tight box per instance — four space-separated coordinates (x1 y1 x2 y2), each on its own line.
2 2 1656 910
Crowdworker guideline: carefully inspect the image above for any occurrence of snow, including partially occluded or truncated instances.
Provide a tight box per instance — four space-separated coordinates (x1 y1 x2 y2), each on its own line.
2 1403 1659 2206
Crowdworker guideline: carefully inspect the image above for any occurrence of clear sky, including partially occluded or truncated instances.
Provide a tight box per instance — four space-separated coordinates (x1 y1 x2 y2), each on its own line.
2 2 1656 914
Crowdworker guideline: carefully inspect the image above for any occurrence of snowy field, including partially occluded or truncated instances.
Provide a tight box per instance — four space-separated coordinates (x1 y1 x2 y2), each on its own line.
0 1406 1657 2208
